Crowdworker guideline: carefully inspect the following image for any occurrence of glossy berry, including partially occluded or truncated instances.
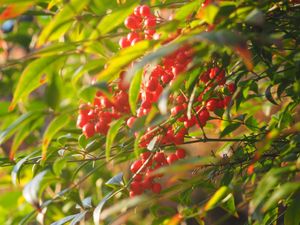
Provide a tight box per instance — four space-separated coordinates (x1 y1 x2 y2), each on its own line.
176 149 186 159
140 5 151 17
125 15 142 30
127 117 136 128
144 16 156 28
146 77 158 92
206 99 219 111
82 123 95 138
130 160 143 173
119 37 130 48
228 83 236 94
167 153 178 164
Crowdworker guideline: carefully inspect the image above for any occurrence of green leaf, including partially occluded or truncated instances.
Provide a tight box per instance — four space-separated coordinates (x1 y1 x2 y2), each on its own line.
245 116 259 131
93 192 113 225
42 114 70 160
105 118 124 161
220 123 241 137
11 117 43 157
91 5 136 37
284 191 300 225
9 56 60 110
97 41 152 82
51 214 80 225
0 112 39 146
265 85 278 105
202 4 220 25
249 166 296 213
262 182 300 212
205 186 230 211
105 172 124 188
53 157 67 176
221 193 238 217
23 170 54 208
174 1 200 20
11 151 38 185
37 0 91 46
129 69 143 115
79 82 110 103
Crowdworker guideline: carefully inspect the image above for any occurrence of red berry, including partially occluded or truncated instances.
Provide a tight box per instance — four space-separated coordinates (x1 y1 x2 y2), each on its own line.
223 96 231 106
140 151 151 161
206 99 219 111
167 153 178 164
139 5 151 17
151 182 162 194
176 149 186 159
134 6 142 16
154 152 167 164
142 178 153 189
151 65 164 78
94 121 109 135
125 15 142 30
131 37 141 46
146 77 158 92
144 16 156 28
227 83 236 94
161 73 173 84
130 181 143 194
127 117 136 128
119 37 130 48
82 123 95 138
133 174 143 182
171 105 184 116
130 159 143 173
127 32 140 43
77 114 88 128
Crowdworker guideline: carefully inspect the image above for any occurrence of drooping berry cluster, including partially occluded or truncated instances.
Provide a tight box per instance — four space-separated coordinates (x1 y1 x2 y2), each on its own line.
119 5 158 48
129 149 186 197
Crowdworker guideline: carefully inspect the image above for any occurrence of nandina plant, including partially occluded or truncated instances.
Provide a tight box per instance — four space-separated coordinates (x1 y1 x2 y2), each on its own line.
0 1 300 224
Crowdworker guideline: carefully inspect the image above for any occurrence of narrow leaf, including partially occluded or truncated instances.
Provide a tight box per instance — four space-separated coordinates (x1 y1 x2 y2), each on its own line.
105 118 124 161
129 69 143 115
42 114 70 160
265 85 278 105
205 186 230 211
93 192 113 225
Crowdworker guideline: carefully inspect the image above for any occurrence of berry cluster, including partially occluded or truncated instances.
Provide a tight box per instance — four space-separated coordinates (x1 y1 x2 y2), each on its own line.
129 149 186 197
77 74 131 138
77 4 238 197
119 5 157 48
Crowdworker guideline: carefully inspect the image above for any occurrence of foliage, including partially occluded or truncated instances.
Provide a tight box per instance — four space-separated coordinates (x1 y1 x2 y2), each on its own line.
0 0 300 224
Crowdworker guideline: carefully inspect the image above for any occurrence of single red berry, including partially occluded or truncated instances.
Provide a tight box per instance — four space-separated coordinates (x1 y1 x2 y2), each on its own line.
130 191 137 197
146 77 158 92
130 159 143 173
167 153 178 164
94 121 109 135
161 73 173 84
206 99 219 111
171 105 184 116
127 32 140 43
144 16 156 28
130 181 143 194
151 182 162 194
142 177 153 189
133 173 143 182
126 117 136 128
140 151 151 161
119 37 130 48
154 152 167 164
176 149 186 159
82 123 95 138
223 96 231 106
134 5 142 16
198 108 210 126
125 15 142 30
131 37 142 46
139 5 151 17
227 83 236 94
77 114 88 128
